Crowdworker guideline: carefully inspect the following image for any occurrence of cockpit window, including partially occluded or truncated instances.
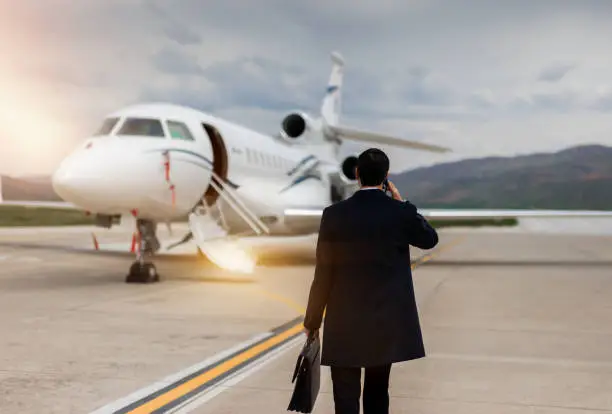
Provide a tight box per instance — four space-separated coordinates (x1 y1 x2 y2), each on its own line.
94 117 119 136
117 118 166 138
167 120 195 141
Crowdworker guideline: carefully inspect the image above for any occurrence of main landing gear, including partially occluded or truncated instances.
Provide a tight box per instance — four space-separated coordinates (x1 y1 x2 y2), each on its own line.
126 219 161 284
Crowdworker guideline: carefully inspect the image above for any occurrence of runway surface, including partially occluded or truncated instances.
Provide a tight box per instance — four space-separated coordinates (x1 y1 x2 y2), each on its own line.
0 226 611 413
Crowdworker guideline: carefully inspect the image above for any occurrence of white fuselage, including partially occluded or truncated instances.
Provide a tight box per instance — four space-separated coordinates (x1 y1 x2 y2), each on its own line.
52 103 336 235
47 51 612 255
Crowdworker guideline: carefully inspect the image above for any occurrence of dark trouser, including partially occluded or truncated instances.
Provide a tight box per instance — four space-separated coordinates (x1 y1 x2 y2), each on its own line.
330 364 392 414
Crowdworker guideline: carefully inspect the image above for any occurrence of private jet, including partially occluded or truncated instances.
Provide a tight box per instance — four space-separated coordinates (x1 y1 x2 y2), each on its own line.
37 51 612 283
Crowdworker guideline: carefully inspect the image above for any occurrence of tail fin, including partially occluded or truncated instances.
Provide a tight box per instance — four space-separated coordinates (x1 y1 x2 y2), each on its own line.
320 51 344 126
320 51 451 154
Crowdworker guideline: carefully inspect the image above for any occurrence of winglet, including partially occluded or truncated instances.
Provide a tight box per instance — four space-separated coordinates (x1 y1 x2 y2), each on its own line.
330 51 344 67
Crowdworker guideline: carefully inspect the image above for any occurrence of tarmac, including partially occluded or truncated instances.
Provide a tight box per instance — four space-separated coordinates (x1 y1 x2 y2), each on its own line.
1 224 611 413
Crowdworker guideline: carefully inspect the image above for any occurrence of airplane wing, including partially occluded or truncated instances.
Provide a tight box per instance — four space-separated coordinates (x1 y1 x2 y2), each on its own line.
326 124 451 154
419 209 612 220
0 174 75 209
284 207 612 220
0 200 77 209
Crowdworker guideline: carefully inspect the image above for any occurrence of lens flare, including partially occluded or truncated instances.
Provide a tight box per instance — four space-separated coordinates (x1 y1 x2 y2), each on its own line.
198 239 257 273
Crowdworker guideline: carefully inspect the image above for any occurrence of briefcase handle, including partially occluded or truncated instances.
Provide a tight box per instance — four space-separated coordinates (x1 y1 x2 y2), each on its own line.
306 329 318 343
291 329 319 383
291 354 304 383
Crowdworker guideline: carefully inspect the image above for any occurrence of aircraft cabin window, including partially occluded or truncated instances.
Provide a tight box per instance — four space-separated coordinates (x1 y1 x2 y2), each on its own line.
94 117 119 136
167 120 195 141
117 118 166 138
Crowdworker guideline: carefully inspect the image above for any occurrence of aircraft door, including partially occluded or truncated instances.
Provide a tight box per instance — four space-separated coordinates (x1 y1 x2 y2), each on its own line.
202 123 229 205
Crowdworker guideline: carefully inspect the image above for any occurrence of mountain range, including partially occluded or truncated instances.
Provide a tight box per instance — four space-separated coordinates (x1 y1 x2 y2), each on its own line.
2 144 611 210
389 144 612 210
0 175 61 201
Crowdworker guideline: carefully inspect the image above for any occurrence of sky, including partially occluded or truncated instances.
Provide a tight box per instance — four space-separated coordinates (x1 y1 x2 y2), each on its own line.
1 0 612 175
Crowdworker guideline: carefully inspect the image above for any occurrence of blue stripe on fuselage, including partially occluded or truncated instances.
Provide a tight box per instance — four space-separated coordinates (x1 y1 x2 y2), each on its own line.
280 174 322 193
145 148 239 189
145 148 213 166
286 155 317 176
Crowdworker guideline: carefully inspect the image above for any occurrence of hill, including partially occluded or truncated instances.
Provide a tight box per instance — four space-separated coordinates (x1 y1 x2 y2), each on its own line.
389 144 612 210
0 175 62 201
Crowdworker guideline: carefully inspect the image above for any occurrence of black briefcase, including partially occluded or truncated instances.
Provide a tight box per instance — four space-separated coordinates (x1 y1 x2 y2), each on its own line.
287 331 321 413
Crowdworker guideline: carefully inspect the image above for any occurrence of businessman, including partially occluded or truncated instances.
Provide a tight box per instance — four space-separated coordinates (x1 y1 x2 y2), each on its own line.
303 148 439 414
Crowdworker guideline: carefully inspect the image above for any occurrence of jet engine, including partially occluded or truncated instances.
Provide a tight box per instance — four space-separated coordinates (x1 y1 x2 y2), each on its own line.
279 112 315 142
340 155 358 183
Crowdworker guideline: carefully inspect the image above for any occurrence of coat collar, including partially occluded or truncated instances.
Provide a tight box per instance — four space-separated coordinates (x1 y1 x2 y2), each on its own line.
352 188 387 199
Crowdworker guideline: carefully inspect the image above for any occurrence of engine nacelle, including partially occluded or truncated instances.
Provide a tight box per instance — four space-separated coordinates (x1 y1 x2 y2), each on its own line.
340 155 359 183
279 112 314 141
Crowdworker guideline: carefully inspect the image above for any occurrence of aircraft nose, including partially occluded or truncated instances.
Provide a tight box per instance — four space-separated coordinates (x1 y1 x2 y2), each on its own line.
52 156 108 206
52 139 164 214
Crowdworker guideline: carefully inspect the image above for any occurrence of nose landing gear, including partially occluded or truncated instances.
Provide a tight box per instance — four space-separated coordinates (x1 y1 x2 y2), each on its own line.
125 219 161 283
126 261 159 283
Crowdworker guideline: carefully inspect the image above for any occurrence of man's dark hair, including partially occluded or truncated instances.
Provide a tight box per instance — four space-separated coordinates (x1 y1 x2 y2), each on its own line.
357 148 389 186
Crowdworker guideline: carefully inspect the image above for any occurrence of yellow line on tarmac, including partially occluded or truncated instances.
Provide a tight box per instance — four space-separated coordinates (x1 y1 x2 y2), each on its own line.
411 236 466 270
257 288 307 314
126 322 304 413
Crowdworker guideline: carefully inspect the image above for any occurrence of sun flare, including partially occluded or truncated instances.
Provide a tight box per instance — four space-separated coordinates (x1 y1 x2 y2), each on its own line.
199 239 257 274
0 78 74 174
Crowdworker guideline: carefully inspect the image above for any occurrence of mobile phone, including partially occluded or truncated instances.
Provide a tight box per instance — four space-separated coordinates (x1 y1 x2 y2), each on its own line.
382 179 391 196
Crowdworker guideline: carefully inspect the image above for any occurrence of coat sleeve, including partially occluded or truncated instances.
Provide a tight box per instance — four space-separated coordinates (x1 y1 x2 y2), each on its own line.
303 208 334 331
400 200 439 250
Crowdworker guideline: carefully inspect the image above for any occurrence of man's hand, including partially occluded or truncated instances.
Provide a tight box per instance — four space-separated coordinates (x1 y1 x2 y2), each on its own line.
386 180 403 201
304 327 318 338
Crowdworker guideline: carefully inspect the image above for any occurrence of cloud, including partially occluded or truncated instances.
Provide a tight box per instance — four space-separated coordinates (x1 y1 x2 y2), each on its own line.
151 48 205 76
145 1 202 45
2 0 612 175
538 63 576 82
141 55 321 115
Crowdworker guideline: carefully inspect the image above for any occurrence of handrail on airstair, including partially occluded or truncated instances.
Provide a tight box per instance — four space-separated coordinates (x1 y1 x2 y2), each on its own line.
205 180 266 235
204 171 270 235
201 200 227 231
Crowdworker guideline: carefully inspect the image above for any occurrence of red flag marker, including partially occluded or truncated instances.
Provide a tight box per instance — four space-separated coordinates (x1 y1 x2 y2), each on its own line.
130 232 137 253
163 151 171 181
170 184 176 207
91 233 99 250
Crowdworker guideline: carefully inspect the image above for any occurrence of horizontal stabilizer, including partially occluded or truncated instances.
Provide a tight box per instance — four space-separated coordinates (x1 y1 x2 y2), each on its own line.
327 124 451 153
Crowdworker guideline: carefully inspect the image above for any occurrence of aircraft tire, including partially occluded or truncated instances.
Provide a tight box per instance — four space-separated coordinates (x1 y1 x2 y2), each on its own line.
125 261 160 283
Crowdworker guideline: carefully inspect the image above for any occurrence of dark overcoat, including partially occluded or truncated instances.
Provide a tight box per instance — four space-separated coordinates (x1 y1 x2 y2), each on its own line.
303 189 439 367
